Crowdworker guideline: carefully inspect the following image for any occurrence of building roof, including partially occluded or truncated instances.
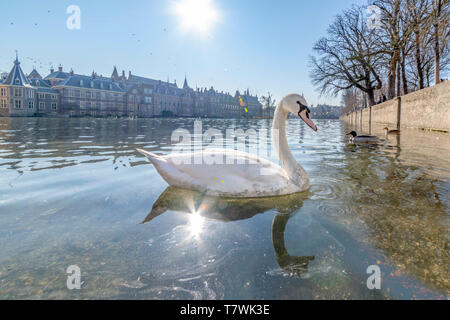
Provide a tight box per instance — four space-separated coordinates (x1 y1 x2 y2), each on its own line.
128 74 178 89
28 68 42 80
29 78 60 94
44 71 70 80
54 74 125 92
4 56 33 87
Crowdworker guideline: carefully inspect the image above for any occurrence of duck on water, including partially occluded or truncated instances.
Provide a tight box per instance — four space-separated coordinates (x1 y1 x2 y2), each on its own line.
384 127 401 136
346 131 384 144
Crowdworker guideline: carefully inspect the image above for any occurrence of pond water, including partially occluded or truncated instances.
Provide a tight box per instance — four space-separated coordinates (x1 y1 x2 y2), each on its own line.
0 117 448 299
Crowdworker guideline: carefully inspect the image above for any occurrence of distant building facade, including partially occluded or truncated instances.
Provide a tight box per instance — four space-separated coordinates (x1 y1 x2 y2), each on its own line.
0 55 263 118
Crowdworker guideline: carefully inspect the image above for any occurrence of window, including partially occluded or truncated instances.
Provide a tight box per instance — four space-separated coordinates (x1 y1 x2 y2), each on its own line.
1 100 6 108
52 95 57 100
28 90 34 99
39 102 45 110
0 88 6 96
15 79 20 85
51 103 57 110
28 101 34 109
14 88 23 97
39 93 45 99
14 100 22 109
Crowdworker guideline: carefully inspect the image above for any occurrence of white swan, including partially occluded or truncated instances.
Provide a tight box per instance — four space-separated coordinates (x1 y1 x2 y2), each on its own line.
137 94 318 198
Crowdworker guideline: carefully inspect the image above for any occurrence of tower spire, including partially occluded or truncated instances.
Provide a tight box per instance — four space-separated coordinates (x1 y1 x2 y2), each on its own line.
111 66 119 80
14 50 19 65
183 73 189 89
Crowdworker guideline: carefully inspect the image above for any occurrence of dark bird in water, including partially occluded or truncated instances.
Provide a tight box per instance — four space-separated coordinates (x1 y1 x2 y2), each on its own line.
346 131 383 144
384 127 400 135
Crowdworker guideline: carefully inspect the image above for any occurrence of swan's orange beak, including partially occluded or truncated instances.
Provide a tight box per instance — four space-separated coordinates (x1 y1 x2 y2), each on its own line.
298 109 318 132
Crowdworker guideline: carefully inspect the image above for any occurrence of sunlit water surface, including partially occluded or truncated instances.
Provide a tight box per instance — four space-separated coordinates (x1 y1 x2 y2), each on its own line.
0 117 448 300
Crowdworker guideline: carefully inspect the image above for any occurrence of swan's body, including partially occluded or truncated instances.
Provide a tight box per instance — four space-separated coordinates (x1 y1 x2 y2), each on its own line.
137 94 317 198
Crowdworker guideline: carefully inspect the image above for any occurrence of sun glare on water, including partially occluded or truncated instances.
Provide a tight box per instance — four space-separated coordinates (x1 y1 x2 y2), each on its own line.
172 0 220 36
188 211 205 237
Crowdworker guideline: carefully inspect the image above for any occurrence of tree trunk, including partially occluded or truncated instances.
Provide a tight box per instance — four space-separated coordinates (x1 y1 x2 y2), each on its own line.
415 31 425 89
388 50 399 99
367 89 375 107
401 47 408 94
397 61 401 97
434 22 440 84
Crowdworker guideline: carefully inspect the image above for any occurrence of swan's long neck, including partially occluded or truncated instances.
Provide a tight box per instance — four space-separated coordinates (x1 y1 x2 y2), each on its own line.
272 101 310 189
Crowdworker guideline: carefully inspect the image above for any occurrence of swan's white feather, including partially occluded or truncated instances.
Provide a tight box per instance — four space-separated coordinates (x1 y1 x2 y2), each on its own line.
137 148 302 198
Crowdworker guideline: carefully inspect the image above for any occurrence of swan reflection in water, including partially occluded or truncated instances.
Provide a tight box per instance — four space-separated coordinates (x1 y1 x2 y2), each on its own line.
143 187 315 278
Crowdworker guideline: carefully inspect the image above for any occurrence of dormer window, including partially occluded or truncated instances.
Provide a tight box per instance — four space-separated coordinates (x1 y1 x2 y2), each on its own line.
90 81 94 88
15 79 20 85
109 84 113 90
80 80 84 86
100 83 104 89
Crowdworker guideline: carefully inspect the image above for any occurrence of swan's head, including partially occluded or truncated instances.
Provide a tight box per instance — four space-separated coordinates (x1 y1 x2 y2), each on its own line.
282 94 317 132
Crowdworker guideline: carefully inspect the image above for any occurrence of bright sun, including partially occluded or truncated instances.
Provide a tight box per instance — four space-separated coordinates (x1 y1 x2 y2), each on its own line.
172 0 219 36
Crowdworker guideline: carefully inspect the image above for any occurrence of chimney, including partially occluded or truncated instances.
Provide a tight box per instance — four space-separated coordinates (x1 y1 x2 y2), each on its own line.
58 65 63 72
69 69 74 76
128 71 132 79
50 67 54 73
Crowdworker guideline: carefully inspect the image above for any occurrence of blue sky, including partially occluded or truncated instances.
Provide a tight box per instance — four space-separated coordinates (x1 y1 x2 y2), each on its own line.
0 0 366 106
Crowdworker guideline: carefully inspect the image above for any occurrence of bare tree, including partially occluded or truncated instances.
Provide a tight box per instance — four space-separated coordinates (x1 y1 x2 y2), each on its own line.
403 0 430 90
310 5 384 106
259 92 276 118
431 0 449 83
372 0 418 98
310 1 448 106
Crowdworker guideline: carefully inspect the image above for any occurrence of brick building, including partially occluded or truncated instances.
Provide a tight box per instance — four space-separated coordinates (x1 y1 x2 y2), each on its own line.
0 55 263 119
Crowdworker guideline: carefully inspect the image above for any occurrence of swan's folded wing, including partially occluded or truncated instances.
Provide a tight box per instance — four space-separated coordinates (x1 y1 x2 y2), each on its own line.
159 150 299 198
